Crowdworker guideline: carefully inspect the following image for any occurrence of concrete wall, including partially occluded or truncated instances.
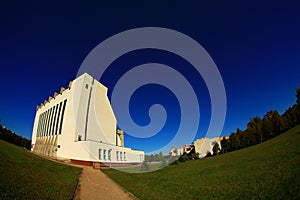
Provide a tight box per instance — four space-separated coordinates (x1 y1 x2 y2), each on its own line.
31 73 144 164
194 137 221 158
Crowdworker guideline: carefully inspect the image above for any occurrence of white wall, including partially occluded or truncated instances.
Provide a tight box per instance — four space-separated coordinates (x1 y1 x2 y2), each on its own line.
31 73 144 164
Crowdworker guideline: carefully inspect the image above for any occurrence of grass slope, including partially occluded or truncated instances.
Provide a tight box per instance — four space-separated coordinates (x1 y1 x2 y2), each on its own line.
103 125 300 200
0 140 81 200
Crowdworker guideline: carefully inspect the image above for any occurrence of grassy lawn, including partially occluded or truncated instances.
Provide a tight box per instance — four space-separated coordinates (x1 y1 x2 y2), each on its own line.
0 140 82 200
103 125 300 200
115 162 162 173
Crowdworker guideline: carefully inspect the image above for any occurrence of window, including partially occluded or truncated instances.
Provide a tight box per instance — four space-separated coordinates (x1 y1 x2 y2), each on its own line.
103 149 107 160
51 104 58 135
55 102 62 135
124 152 126 161
108 149 112 161
36 114 42 137
48 107 54 136
45 108 51 136
42 110 47 137
98 149 102 160
116 151 119 161
40 112 45 137
59 99 67 134
120 152 123 161
85 84 89 89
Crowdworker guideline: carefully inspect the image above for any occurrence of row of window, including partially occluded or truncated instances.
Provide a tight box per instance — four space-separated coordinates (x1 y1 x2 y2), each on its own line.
98 149 127 161
36 99 67 137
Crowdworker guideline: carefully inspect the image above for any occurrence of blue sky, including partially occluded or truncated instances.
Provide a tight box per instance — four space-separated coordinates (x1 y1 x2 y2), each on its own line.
0 1 300 153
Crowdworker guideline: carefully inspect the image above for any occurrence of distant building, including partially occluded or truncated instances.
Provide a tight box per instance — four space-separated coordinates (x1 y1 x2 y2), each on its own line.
31 73 144 167
170 136 229 158
170 144 193 156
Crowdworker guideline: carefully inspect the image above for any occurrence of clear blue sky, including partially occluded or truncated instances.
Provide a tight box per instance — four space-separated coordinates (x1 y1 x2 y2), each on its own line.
0 1 299 153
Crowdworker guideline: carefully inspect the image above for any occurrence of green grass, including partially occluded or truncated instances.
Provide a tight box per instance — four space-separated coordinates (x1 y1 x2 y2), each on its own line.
115 162 162 173
103 125 300 200
0 140 82 200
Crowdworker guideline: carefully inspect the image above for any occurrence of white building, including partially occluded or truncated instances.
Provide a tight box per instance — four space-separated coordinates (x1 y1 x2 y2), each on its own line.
170 144 193 156
170 136 228 158
31 73 144 167
194 137 228 158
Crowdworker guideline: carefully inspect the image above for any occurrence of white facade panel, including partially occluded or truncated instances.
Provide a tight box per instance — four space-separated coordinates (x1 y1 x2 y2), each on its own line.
31 73 144 165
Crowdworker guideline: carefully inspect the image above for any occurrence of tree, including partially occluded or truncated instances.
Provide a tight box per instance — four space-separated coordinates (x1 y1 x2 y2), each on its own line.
296 87 300 104
158 151 164 161
220 137 230 154
230 132 241 151
247 116 263 144
212 143 220 156
141 161 150 171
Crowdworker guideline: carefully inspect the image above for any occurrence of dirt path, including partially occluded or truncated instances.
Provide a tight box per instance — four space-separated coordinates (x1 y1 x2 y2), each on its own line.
74 167 137 200
31 152 136 200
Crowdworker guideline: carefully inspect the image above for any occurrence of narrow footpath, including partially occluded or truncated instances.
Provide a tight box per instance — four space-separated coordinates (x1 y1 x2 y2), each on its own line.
74 167 137 200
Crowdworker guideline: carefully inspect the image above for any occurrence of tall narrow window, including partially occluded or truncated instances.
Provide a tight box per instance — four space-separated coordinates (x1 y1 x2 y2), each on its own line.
98 149 102 160
45 109 49 136
59 100 67 134
120 152 123 161
36 114 42 137
45 109 50 137
51 104 58 135
48 107 54 136
40 112 45 137
124 152 126 161
41 111 46 137
42 111 47 136
116 151 119 161
55 102 62 135
103 150 107 160
108 149 112 161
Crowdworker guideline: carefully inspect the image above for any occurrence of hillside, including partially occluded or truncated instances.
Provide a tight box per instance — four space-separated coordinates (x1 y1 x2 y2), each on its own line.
103 125 300 199
0 140 81 200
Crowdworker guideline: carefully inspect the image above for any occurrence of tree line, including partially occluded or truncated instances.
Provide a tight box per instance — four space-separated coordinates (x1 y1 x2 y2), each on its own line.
219 87 300 155
0 125 31 149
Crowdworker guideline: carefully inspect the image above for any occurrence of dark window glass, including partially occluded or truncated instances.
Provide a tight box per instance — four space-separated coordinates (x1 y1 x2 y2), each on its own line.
45 109 50 137
36 114 42 137
99 149 102 160
55 102 62 135
41 111 46 137
48 107 54 136
59 99 67 134
42 111 47 136
47 108 53 136
51 104 58 135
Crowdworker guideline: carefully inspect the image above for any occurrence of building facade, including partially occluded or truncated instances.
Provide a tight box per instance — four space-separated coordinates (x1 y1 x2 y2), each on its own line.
170 144 193 157
170 136 229 158
31 73 144 167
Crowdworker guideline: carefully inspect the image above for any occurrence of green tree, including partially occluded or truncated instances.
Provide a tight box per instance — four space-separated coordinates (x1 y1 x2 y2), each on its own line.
247 116 263 144
212 143 220 156
230 132 241 151
158 151 164 161
141 161 150 171
296 87 300 104
220 137 230 154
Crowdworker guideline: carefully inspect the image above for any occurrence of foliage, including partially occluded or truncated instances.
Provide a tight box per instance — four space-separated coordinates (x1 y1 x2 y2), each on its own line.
145 151 165 162
220 87 300 154
141 161 150 171
103 125 300 200
0 126 31 149
212 142 220 156
176 146 199 163
205 151 212 158
0 139 81 200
